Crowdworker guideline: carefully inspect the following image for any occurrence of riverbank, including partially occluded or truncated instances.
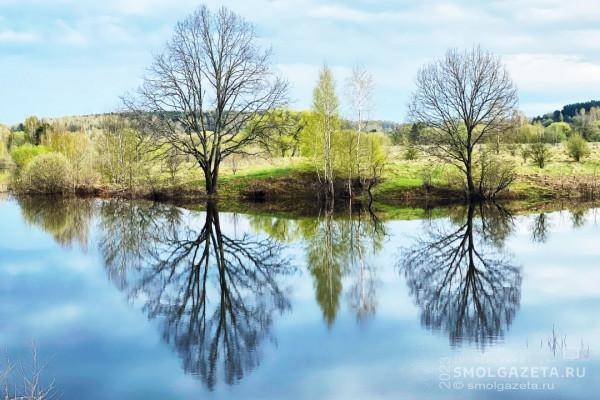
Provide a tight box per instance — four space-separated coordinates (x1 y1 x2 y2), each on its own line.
5 146 600 205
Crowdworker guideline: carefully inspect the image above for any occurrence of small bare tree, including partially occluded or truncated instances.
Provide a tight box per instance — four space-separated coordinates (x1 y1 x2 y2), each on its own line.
345 66 374 133
124 5 287 195
409 46 517 200
345 66 375 197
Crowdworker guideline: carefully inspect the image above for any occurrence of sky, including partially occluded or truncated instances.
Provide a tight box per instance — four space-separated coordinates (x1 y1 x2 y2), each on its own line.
1 0 600 125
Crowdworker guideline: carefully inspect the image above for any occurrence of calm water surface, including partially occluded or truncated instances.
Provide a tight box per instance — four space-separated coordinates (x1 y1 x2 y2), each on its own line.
0 195 598 399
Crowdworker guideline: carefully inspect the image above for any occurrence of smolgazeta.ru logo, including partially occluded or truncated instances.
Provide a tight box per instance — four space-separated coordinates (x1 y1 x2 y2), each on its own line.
438 357 588 392
453 366 586 379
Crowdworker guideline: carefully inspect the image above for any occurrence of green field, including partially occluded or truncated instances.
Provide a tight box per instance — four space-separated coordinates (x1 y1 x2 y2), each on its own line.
199 143 600 204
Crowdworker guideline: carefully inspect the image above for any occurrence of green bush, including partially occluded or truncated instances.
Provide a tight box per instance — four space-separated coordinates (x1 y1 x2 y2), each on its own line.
18 152 73 194
530 142 550 168
8 131 26 149
565 133 590 162
403 143 419 160
10 143 49 169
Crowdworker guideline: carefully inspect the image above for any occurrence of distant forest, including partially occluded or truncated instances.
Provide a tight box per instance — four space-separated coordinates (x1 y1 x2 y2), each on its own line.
534 100 600 125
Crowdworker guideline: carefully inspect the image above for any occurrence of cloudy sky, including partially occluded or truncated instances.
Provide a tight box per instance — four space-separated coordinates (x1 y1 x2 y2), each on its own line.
1 0 599 124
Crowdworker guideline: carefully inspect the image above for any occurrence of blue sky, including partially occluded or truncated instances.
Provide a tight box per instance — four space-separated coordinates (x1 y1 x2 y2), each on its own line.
1 0 600 125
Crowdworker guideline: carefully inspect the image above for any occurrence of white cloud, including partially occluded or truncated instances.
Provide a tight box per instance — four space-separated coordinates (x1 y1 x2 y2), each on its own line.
505 53 600 91
505 0 600 23
309 4 387 22
0 28 39 43
55 19 87 45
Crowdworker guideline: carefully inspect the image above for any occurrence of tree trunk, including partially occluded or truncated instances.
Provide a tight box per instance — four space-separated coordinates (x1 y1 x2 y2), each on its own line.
465 153 476 202
203 163 220 196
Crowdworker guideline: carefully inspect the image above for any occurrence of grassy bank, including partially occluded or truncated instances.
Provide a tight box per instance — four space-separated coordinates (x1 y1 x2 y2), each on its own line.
5 144 600 205
197 144 600 205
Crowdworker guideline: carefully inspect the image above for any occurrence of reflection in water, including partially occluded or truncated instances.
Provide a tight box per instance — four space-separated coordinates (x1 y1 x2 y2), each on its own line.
399 203 522 348
531 213 550 243
250 207 385 325
570 208 587 229
97 201 292 390
18 196 94 250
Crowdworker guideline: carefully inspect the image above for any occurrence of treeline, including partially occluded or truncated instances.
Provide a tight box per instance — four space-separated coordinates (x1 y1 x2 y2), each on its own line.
534 100 600 124
0 103 388 197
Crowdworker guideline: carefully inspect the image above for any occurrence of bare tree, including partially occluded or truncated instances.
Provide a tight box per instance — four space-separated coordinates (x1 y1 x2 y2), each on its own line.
408 46 518 200
345 66 374 133
124 5 288 195
345 66 375 197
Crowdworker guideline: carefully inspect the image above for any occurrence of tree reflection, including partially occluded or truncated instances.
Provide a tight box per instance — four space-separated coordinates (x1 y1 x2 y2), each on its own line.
400 203 521 348
98 201 292 390
250 206 385 325
570 208 587 229
17 196 94 250
531 213 550 243
345 208 384 322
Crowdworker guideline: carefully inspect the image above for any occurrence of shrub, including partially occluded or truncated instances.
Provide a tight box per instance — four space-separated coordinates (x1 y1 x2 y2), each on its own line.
43 129 98 186
18 153 73 194
530 142 550 168
565 133 590 162
520 145 531 163
7 131 26 149
10 143 49 169
477 153 516 198
403 143 419 160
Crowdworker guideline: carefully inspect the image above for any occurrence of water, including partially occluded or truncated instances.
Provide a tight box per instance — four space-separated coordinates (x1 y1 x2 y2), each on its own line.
0 195 598 399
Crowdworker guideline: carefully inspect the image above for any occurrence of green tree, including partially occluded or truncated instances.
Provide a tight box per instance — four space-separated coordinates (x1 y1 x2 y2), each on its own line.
565 133 589 162
251 109 306 158
311 65 340 197
573 107 600 141
23 116 50 145
543 122 571 144
530 142 550 168
97 116 149 190
10 143 49 170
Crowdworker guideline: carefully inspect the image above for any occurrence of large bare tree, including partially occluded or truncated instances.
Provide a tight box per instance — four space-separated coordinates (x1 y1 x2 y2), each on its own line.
124 5 287 195
408 46 517 200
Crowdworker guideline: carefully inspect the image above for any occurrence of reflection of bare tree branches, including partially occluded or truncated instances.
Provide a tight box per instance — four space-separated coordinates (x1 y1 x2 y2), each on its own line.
98 201 292 390
400 203 521 348
345 206 384 323
99 200 181 291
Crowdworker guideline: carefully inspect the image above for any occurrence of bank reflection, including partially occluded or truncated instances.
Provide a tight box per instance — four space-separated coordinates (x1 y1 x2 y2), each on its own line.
98 200 292 390
399 203 522 348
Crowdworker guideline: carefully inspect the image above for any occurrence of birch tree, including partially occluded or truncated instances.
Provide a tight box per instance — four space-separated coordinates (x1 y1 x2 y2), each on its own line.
312 65 340 198
345 66 375 197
